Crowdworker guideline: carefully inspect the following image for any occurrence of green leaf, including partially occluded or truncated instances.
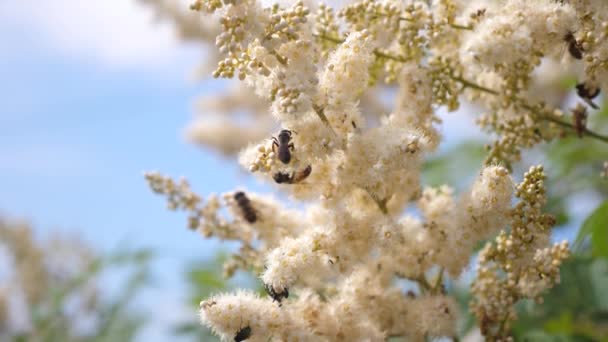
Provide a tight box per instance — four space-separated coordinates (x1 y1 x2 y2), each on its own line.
574 201 608 257
189 269 226 289
543 311 574 335
590 258 608 311
559 75 578 90
423 141 485 188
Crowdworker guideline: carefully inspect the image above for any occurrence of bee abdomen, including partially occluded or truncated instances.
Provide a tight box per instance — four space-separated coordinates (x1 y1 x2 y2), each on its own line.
234 191 258 223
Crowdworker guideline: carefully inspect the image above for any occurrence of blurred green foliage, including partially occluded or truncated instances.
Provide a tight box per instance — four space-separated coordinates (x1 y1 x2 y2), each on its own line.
512 256 608 341
8 248 152 342
575 201 608 258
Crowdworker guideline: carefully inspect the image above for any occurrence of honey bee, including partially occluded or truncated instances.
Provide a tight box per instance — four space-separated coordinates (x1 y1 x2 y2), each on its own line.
264 283 289 304
272 129 295 164
234 325 251 342
576 81 601 109
564 31 583 59
272 165 312 184
234 191 257 223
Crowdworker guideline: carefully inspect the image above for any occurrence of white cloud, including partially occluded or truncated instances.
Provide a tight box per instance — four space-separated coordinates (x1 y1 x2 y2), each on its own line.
0 0 196 68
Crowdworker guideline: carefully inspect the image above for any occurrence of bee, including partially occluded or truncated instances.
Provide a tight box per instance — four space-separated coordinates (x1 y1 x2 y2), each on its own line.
272 129 295 164
200 300 217 310
576 81 601 109
234 326 252 342
272 171 292 184
234 191 257 223
564 31 583 59
572 104 588 138
264 283 289 304
470 8 486 19
272 165 312 184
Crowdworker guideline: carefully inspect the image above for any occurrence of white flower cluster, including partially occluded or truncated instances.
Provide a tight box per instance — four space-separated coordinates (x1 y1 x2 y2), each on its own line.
462 0 577 70
471 166 570 341
142 0 608 340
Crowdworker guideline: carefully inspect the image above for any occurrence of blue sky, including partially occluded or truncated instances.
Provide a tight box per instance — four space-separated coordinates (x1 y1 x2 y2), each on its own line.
0 1 258 339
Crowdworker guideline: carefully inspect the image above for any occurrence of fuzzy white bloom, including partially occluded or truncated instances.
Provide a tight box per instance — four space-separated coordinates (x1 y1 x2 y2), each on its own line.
460 165 513 236
262 204 384 291
462 0 577 69
445 166 513 276
412 295 459 338
394 63 441 150
200 290 312 342
318 31 374 136
336 124 426 206
261 228 327 291
517 240 569 298
391 166 515 277
319 31 374 107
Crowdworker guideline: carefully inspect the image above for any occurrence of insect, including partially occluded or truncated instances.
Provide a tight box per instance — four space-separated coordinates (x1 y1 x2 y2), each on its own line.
234 326 252 342
200 300 217 310
272 165 312 184
470 8 486 19
272 129 295 164
576 82 600 109
572 104 588 138
264 283 289 304
564 31 583 59
234 191 257 223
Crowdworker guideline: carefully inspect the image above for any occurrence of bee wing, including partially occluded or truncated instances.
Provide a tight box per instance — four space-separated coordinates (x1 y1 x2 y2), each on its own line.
584 98 599 110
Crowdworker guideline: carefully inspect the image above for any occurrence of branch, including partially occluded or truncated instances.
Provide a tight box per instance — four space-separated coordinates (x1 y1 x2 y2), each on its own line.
432 267 444 294
449 23 473 30
451 75 499 95
313 33 343 44
454 75 608 143
374 49 409 63
416 274 433 293
314 33 409 63
312 103 337 136
313 32 608 144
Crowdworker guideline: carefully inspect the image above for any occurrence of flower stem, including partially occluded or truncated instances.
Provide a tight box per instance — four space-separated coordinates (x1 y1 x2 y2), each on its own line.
451 75 499 95
455 77 608 144
313 32 608 144
449 23 473 30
